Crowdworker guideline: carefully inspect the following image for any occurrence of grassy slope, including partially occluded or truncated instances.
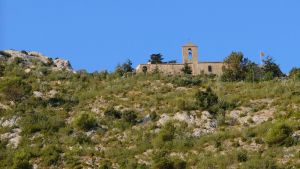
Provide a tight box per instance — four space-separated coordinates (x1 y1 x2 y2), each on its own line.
0 61 299 169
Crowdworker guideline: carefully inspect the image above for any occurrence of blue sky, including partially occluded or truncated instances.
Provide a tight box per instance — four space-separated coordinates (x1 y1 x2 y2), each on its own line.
1 0 299 73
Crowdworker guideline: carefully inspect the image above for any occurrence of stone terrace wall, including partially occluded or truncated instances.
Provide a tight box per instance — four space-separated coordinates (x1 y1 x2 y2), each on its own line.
136 62 224 76
136 64 185 74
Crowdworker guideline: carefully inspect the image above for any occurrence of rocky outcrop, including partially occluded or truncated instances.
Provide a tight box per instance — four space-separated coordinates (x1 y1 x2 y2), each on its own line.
0 128 21 148
157 111 217 137
0 116 19 128
0 50 73 71
53 58 72 71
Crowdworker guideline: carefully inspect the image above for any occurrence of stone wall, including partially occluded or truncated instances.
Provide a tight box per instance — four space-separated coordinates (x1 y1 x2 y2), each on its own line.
196 62 224 76
136 63 185 74
136 62 224 76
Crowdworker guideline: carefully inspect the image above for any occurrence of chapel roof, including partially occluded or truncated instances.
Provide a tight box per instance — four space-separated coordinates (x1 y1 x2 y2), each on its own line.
182 42 198 47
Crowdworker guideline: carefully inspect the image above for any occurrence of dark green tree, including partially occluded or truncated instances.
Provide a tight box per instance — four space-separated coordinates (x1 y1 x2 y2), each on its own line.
181 63 192 74
149 53 164 64
289 67 300 81
221 52 246 81
243 59 263 82
115 59 134 77
262 56 284 80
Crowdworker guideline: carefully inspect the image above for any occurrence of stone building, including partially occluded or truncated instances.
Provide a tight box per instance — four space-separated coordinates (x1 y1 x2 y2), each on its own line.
136 42 225 76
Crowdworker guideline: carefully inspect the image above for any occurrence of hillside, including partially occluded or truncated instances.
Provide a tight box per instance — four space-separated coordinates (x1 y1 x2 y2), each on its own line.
0 50 299 169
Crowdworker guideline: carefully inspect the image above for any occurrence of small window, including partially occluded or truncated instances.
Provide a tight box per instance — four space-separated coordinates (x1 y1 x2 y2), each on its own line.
142 66 148 73
188 48 192 61
208 65 212 72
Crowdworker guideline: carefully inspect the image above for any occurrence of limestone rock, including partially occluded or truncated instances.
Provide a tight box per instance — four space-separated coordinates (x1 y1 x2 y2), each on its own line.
292 130 300 142
53 58 73 71
157 111 217 137
33 91 44 98
1 50 73 71
157 114 171 126
0 102 10 110
0 116 19 128
48 89 58 98
0 128 21 148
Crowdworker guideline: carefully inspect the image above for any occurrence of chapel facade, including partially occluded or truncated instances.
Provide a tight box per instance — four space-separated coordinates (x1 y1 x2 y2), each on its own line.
136 42 224 76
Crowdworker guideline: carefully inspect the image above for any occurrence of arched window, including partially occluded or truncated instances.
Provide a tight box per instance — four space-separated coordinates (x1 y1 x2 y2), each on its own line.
188 48 193 61
208 65 212 72
142 66 148 74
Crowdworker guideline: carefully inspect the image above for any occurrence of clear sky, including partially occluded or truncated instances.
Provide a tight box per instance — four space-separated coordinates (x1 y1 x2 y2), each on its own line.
1 0 299 73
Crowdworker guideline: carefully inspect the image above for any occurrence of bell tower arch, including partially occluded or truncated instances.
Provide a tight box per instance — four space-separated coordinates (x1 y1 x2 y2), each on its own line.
182 42 198 64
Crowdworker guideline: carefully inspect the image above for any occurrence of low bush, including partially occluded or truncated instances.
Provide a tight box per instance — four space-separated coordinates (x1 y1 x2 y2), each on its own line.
104 106 121 119
122 110 137 124
264 122 293 146
73 112 98 131
0 77 32 102
41 145 62 166
242 156 278 169
12 150 33 169
166 75 202 87
195 87 218 111
237 150 248 162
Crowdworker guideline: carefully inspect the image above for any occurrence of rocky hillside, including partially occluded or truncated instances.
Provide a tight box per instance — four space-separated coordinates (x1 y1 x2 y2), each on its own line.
0 51 299 169
0 50 73 72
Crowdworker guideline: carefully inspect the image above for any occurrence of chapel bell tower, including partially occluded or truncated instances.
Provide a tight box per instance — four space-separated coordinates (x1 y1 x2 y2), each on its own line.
182 42 198 64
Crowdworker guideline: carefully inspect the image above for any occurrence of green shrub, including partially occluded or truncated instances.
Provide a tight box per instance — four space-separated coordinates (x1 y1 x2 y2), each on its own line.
166 75 201 87
74 131 91 144
195 87 218 112
12 150 33 169
0 77 32 102
73 112 98 131
0 64 4 76
237 150 248 162
152 123 175 148
181 63 192 74
264 122 293 146
104 106 121 119
42 145 61 166
122 110 137 124
151 150 174 169
173 160 187 169
242 156 278 169
152 158 174 169
150 112 158 121
21 111 65 134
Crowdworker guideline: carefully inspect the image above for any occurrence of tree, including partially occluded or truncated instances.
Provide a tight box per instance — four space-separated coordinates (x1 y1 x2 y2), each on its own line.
262 56 284 80
149 53 164 64
221 52 246 81
115 59 134 77
289 67 300 81
181 63 192 74
243 59 262 82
